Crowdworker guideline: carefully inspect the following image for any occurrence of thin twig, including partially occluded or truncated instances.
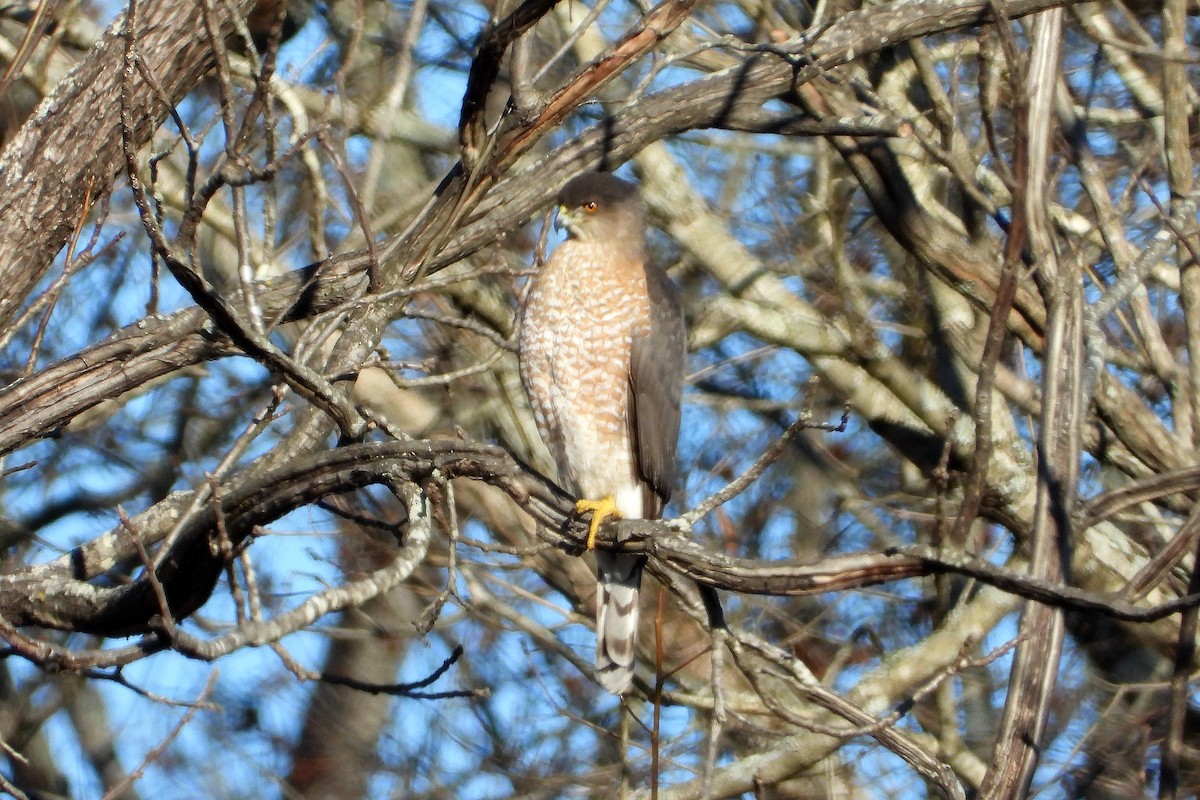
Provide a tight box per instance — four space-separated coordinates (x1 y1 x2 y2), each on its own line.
1158 532 1200 799
118 506 176 639
99 672 218 800
678 406 849 527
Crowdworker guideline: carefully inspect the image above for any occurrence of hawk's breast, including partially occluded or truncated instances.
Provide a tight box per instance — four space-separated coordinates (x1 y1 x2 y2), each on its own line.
519 240 652 505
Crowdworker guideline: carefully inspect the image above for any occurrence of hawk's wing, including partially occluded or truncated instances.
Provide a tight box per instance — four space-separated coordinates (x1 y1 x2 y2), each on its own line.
628 263 685 519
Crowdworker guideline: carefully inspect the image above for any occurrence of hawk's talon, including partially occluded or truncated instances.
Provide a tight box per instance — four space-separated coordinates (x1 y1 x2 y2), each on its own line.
576 496 620 550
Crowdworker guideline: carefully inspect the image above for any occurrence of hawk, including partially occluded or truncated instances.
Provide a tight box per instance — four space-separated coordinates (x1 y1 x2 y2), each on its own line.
518 172 685 695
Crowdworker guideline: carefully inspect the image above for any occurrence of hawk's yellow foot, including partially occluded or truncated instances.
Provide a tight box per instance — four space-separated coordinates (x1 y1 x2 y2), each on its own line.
576 496 621 550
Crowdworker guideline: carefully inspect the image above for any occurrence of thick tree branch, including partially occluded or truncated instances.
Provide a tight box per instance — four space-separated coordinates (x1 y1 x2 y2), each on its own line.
3 439 1195 645
0 0 257 331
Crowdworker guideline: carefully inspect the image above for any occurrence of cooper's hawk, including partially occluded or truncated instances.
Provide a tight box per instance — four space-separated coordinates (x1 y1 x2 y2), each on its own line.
519 173 685 695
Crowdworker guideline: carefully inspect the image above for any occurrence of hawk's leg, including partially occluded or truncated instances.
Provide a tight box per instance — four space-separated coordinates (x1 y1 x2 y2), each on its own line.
576 496 621 550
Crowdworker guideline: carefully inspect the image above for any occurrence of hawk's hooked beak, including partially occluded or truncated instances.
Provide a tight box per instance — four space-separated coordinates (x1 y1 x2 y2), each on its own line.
555 204 584 238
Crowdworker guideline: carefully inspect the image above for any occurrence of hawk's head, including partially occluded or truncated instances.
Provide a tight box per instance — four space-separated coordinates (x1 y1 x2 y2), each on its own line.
555 173 643 243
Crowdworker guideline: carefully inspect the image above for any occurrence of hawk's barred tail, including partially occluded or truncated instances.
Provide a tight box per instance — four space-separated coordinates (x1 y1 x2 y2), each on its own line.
595 550 645 695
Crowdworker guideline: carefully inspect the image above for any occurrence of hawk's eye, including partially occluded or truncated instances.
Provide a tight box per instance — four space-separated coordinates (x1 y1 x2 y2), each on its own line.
583 201 599 212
